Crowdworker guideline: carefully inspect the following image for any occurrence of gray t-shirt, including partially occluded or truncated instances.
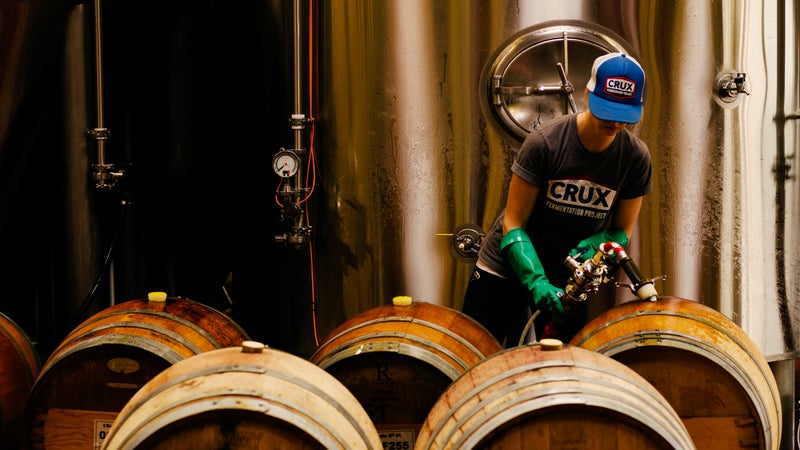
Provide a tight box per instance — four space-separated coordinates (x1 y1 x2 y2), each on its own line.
478 114 652 282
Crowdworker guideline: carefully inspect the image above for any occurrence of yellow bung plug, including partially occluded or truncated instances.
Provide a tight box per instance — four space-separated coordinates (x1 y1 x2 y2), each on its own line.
147 291 168 302
392 295 413 306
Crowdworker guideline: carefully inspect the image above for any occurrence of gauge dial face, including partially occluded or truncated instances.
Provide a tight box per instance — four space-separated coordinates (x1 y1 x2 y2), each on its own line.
272 151 300 178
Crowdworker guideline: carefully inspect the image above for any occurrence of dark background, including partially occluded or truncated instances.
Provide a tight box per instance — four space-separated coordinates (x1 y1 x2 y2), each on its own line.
0 0 317 359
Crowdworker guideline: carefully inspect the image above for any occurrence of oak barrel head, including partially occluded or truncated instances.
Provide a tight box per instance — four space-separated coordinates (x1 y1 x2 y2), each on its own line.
23 296 250 450
570 297 782 450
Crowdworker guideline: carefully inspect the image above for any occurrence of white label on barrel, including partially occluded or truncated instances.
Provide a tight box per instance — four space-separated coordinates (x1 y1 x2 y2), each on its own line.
379 430 414 450
107 357 141 374
95 420 113 448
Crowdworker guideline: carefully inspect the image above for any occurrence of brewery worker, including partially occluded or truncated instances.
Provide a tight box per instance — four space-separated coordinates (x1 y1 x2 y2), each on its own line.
463 53 652 346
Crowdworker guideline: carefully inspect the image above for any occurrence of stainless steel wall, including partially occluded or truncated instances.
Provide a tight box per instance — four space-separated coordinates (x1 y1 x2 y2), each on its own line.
316 0 799 358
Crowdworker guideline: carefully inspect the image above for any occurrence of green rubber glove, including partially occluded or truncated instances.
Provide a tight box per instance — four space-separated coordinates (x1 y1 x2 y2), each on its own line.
568 228 629 261
501 228 565 321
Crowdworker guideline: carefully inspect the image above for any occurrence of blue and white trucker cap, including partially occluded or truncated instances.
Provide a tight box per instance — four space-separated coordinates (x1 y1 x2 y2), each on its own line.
586 53 645 124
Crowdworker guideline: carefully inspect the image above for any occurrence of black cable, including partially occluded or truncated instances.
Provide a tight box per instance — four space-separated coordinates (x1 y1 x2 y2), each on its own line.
66 189 132 333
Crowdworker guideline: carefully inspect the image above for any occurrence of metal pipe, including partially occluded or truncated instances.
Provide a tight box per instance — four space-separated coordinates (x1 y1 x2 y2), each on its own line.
92 0 107 166
289 0 309 243
293 0 303 118
274 0 310 246
89 0 125 189
293 0 305 189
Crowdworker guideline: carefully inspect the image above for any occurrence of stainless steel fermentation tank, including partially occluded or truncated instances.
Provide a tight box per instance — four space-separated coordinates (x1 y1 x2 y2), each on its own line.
314 0 799 362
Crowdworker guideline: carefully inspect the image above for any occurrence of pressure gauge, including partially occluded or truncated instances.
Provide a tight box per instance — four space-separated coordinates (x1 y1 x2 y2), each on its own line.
480 20 636 145
272 150 300 178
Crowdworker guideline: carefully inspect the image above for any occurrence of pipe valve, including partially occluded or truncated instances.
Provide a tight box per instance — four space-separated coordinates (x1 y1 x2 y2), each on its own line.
717 71 750 102
437 223 485 262
91 163 126 189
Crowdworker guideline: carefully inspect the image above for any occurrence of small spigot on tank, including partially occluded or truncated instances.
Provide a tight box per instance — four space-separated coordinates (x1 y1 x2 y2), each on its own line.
452 224 484 260
275 224 311 247
716 72 750 102
91 164 126 189
88 127 126 189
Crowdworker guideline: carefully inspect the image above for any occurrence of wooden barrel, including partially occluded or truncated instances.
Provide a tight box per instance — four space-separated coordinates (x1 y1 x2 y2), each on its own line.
415 340 696 450
0 311 41 449
23 294 250 450
570 297 782 450
309 300 503 449
100 341 383 449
